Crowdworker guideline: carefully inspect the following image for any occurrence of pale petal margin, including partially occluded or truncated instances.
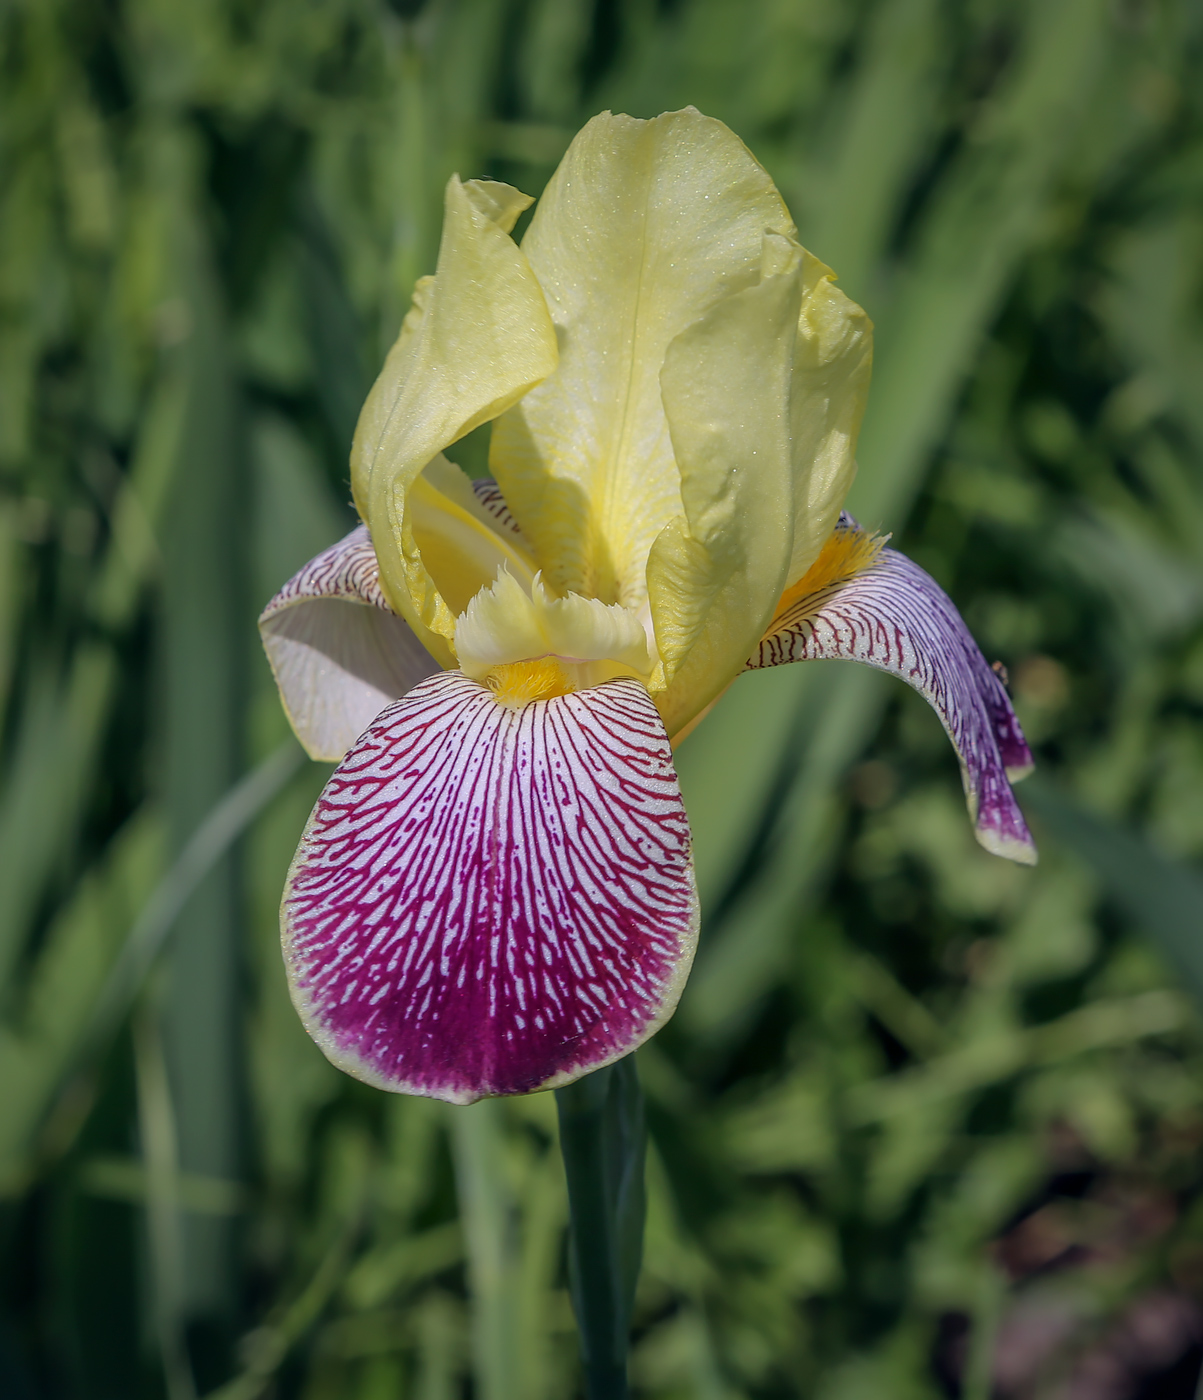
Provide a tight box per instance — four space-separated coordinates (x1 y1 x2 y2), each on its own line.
747 515 1037 864
259 526 438 762
282 673 700 1103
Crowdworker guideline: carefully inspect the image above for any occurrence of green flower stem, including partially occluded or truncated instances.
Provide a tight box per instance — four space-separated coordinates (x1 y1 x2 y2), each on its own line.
555 1055 647 1400
452 1099 521 1400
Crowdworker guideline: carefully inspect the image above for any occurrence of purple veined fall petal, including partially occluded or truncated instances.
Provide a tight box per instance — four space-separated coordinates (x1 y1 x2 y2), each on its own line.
282 671 700 1104
259 525 440 763
747 514 1037 865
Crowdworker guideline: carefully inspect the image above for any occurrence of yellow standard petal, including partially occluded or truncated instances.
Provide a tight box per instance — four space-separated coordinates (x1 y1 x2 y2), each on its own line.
489 108 793 615
648 232 802 737
351 177 558 667
783 247 874 590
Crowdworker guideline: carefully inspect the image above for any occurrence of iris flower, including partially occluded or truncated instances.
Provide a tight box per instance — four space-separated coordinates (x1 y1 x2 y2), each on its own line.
261 109 1034 1106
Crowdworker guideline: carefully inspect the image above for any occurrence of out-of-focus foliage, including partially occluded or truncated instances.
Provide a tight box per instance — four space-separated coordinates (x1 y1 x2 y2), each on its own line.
1 1 1202 1397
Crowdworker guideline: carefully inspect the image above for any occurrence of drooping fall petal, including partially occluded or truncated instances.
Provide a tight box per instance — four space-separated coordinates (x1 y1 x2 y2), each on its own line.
748 516 1036 864
258 525 438 762
281 673 700 1103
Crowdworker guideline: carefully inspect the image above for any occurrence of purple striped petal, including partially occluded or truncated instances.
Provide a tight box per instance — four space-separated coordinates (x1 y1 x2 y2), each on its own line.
259 525 439 762
282 672 699 1103
748 516 1036 864
470 475 526 539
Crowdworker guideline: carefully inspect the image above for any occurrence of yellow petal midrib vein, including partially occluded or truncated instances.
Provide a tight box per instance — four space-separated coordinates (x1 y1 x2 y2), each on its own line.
596 154 657 608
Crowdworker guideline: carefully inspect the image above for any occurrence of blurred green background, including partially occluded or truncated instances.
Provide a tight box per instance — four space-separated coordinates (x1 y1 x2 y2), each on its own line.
2 1 1203 1396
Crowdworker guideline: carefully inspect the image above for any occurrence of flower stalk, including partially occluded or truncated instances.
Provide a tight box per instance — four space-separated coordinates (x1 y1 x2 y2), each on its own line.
555 1057 647 1400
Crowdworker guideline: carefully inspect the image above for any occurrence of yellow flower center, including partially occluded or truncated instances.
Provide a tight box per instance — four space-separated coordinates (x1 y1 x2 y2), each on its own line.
486 657 575 709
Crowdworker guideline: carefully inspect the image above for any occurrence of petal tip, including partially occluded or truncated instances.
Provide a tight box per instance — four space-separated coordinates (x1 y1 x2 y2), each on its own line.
750 542 1041 868
974 825 1038 867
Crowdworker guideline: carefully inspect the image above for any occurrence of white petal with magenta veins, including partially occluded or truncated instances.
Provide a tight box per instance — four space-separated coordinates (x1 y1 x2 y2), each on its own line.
282 672 699 1103
749 515 1037 865
259 525 439 762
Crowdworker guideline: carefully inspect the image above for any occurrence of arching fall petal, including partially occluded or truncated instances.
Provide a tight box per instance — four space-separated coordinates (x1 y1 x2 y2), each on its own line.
282 673 700 1104
259 525 438 762
748 516 1036 864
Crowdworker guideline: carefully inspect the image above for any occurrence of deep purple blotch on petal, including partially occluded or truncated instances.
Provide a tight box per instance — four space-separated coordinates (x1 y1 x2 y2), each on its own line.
749 513 1036 864
282 673 699 1103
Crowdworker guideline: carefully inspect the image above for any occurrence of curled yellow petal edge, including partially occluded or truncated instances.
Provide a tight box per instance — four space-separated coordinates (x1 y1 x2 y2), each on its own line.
648 232 802 737
783 249 874 590
650 229 873 737
350 175 559 667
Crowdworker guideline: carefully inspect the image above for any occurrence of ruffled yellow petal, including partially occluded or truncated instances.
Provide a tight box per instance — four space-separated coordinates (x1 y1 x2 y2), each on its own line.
454 569 547 674
783 247 874 588
489 108 793 614
648 233 803 737
350 177 558 666
455 571 652 690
